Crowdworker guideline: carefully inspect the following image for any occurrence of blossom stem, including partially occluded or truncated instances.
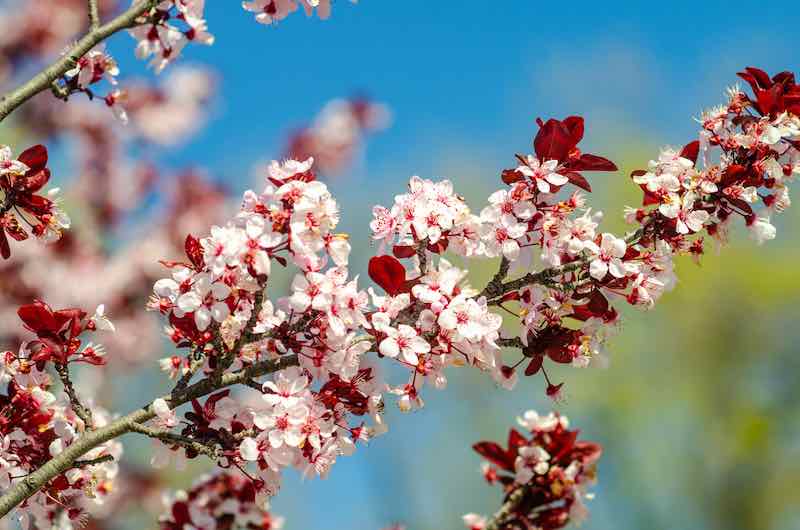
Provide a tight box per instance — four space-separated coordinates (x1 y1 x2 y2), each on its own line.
55 362 95 430
0 0 157 122
484 486 525 530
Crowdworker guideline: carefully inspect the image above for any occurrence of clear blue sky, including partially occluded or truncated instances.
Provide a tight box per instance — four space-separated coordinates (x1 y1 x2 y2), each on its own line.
103 3 800 529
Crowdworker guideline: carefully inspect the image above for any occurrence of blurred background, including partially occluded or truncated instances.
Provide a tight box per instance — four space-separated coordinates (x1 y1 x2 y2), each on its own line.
1 1 799 529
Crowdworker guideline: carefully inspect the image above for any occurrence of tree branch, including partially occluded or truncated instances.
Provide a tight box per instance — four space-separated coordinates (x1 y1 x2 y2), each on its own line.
55 362 95 430
484 487 525 530
87 0 101 30
129 423 221 460
0 0 157 122
73 454 114 468
0 353 299 518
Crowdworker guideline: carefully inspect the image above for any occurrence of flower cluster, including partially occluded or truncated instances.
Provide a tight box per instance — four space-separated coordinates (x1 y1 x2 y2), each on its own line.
242 0 357 25
0 301 119 529
467 410 601 530
129 0 214 73
148 158 386 496
628 66 798 249
158 471 285 530
0 144 69 259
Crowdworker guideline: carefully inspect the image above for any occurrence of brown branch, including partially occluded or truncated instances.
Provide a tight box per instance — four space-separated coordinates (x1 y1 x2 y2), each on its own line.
0 0 157 122
484 487 525 530
55 362 94 430
0 353 299 518
128 423 221 460
72 454 114 468
87 0 101 30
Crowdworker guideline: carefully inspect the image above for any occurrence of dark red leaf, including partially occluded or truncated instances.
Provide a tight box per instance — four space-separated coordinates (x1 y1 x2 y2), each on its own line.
564 171 592 192
679 140 700 164
392 245 416 259
0 229 9 260
17 300 56 334
472 441 514 471
507 429 528 452
524 354 543 376
17 145 48 171
562 116 585 144
501 169 524 185
184 234 204 270
426 237 448 254
534 118 575 163
568 153 618 172
368 255 406 296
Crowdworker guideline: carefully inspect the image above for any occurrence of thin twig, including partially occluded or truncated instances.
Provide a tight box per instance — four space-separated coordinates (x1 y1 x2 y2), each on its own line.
55 363 94 430
129 423 221 460
73 454 114 468
87 0 101 30
484 487 526 530
0 0 157 122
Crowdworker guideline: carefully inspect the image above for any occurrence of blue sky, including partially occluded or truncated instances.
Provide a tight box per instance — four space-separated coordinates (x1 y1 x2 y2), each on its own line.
99 2 800 529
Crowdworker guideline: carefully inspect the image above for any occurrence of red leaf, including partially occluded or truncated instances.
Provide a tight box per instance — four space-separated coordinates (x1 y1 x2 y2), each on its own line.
17 145 48 171
564 171 592 192
368 255 406 296
0 229 9 259
17 300 56 334
563 116 585 144
534 118 575 163
392 245 416 259
568 153 618 172
679 140 700 164
501 169 524 185
184 234 204 270
507 429 528 452
472 441 514 471
524 354 543 376
426 237 448 254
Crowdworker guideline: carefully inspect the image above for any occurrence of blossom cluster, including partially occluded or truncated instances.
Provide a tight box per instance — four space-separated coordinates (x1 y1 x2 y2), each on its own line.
0 144 69 260
466 410 601 530
242 0 357 25
158 471 285 530
129 0 214 73
0 301 119 529
148 158 386 496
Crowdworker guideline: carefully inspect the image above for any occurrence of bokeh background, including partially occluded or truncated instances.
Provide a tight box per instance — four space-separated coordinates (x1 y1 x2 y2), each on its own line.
2 1 800 529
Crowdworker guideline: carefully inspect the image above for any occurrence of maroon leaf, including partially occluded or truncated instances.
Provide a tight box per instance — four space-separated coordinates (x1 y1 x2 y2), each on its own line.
524 354 544 376
426 237 448 254
564 171 592 192
368 255 406 296
507 429 528 452
534 118 574 163
568 153 618 172
184 234 204 270
0 229 9 260
679 140 700 164
392 245 416 259
472 441 513 471
501 168 524 185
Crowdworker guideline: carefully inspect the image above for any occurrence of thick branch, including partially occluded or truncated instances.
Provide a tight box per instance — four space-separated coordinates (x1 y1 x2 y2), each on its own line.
0 353 299 518
0 0 157 122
